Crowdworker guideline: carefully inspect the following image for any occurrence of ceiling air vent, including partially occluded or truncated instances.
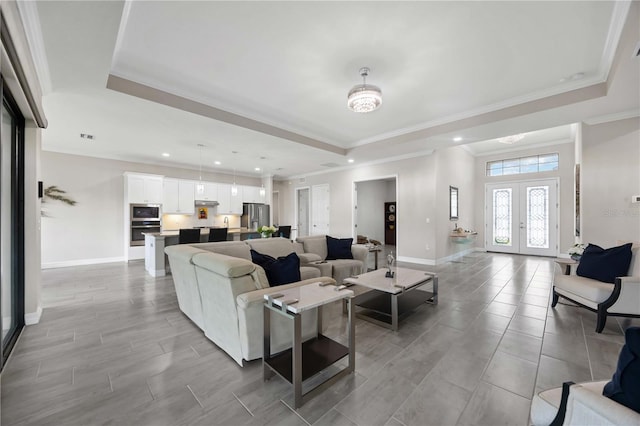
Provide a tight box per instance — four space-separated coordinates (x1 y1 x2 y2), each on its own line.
321 162 341 168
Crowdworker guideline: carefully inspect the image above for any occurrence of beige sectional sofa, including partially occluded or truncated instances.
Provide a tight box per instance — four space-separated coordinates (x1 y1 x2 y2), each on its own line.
165 241 335 366
165 236 366 366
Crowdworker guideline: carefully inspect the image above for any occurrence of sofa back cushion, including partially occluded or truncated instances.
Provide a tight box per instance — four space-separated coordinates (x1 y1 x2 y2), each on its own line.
326 236 354 260
298 235 328 260
192 252 256 278
246 238 296 259
192 241 251 260
577 243 633 284
250 249 301 286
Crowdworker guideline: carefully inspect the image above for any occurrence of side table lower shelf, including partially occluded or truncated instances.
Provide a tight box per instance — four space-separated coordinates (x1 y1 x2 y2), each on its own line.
264 335 349 382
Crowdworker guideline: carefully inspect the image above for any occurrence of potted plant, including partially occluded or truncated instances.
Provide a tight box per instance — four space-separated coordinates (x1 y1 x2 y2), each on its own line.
568 243 587 261
258 225 277 238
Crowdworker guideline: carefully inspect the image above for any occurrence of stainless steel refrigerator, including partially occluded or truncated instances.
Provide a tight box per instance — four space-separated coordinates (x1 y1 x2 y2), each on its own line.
241 203 270 230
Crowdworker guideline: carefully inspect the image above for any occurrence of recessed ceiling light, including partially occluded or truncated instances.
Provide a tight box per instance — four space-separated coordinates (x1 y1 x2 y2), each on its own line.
255 167 261 171
348 159 355 163
162 153 170 157
214 161 221 165
453 136 463 142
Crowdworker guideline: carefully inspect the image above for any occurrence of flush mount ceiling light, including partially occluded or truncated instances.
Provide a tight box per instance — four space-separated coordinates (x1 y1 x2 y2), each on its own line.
347 67 382 113
497 133 526 145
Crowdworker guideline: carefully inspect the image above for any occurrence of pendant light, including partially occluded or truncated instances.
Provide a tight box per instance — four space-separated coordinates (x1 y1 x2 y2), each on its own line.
196 144 205 194
231 167 238 197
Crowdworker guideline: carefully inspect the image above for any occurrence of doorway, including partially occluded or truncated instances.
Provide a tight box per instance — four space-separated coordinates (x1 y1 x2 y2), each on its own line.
485 179 558 256
311 184 330 235
353 176 397 248
295 187 310 238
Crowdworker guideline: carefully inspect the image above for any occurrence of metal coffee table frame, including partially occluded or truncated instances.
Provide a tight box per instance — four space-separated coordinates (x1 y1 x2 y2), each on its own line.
263 290 355 409
345 268 438 331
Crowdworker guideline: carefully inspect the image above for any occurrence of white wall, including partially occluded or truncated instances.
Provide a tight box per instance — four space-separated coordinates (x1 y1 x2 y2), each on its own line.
581 117 640 247
277 148 481 264
435 146 476 259
474 142 575 254
41 151 260 266
355 179 392 244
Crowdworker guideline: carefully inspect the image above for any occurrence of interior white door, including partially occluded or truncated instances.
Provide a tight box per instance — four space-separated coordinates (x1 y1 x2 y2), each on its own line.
311 184 330 235
296 188 310 237
486 179 558 256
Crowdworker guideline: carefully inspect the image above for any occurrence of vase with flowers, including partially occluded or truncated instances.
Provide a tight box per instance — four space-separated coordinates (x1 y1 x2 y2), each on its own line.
258 225 277 238
568 243 587 261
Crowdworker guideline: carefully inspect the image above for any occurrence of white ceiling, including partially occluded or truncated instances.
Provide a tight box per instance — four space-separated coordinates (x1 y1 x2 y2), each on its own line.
28 1 639 179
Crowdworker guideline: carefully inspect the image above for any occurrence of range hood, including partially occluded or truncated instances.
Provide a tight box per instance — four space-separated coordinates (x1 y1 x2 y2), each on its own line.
195 200 219 207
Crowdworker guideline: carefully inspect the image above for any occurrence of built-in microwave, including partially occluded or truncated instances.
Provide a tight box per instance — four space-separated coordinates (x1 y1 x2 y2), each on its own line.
131 204 161 221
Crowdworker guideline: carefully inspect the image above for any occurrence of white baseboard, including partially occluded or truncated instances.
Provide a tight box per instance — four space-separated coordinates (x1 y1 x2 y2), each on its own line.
41 256 125 269
24 305 42 325
397 256 436 266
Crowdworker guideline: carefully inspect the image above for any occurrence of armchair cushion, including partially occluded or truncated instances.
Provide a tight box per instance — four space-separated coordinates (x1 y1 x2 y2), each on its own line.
577 243 633 284
326 236 354 260
603 327 640 413
250 249 301 286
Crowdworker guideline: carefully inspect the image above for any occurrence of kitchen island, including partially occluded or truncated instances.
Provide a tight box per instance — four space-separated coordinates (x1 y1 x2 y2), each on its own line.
143 228 261 276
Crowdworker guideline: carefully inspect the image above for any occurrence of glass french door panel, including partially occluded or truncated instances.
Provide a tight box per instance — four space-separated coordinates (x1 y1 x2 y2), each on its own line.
1 104 14 343
493 188 513 246
526 186 549 249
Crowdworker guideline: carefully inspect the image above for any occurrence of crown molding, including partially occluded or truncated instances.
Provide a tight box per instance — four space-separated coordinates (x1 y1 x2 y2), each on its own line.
600 1 632 81
284 149 434 181
583 109 640 126
15 1 51 95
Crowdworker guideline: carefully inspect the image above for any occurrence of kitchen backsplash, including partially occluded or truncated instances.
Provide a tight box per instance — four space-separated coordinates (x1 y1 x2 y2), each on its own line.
162 213 241 231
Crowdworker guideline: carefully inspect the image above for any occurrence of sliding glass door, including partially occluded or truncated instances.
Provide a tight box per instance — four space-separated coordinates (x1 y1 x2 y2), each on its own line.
1 80 25 369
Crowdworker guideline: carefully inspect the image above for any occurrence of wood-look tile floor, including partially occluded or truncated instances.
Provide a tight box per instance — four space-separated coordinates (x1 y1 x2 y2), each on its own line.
1 252 632 425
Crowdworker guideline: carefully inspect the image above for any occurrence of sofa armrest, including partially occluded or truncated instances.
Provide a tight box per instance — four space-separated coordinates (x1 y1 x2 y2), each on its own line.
236 276 336 309
609 276 640 315
351 244 368 263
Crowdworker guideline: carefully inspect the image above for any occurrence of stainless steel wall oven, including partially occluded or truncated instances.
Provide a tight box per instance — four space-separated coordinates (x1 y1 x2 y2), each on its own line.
130 204 161 246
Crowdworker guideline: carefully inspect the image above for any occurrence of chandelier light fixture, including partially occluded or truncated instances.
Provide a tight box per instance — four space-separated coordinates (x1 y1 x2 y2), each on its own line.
347 67 382 113
497 133 526 145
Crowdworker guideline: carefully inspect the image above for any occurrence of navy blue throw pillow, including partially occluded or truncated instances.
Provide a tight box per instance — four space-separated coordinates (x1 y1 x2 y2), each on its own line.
250 249 300 286
576 243 632 284
326 236 353 260
603 327 640 413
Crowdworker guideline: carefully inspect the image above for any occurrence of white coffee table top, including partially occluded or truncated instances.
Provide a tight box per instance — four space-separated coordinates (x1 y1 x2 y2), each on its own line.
264 282 353 314
344 267 435 294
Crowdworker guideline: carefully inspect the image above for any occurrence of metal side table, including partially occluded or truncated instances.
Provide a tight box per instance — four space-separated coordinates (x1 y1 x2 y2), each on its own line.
263 283 355 409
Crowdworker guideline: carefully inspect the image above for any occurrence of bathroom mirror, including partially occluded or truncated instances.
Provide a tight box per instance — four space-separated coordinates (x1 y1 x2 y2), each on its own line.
449 186 459 220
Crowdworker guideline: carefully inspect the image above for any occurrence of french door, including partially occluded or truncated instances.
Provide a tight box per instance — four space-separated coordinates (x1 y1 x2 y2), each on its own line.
485 179 558 256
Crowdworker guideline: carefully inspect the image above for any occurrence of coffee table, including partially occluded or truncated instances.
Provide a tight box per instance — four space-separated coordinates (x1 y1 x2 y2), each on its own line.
344 267 438 331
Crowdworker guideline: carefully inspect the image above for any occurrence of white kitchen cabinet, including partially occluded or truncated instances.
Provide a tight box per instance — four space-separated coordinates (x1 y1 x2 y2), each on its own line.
217 183 242 215
194 182 217 201
126 174 163 204
163 179 195 214
241 185 265 203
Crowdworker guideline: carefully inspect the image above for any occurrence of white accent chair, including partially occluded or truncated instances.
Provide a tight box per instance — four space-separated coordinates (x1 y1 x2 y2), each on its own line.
531 380 640 425
551 243 640 333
